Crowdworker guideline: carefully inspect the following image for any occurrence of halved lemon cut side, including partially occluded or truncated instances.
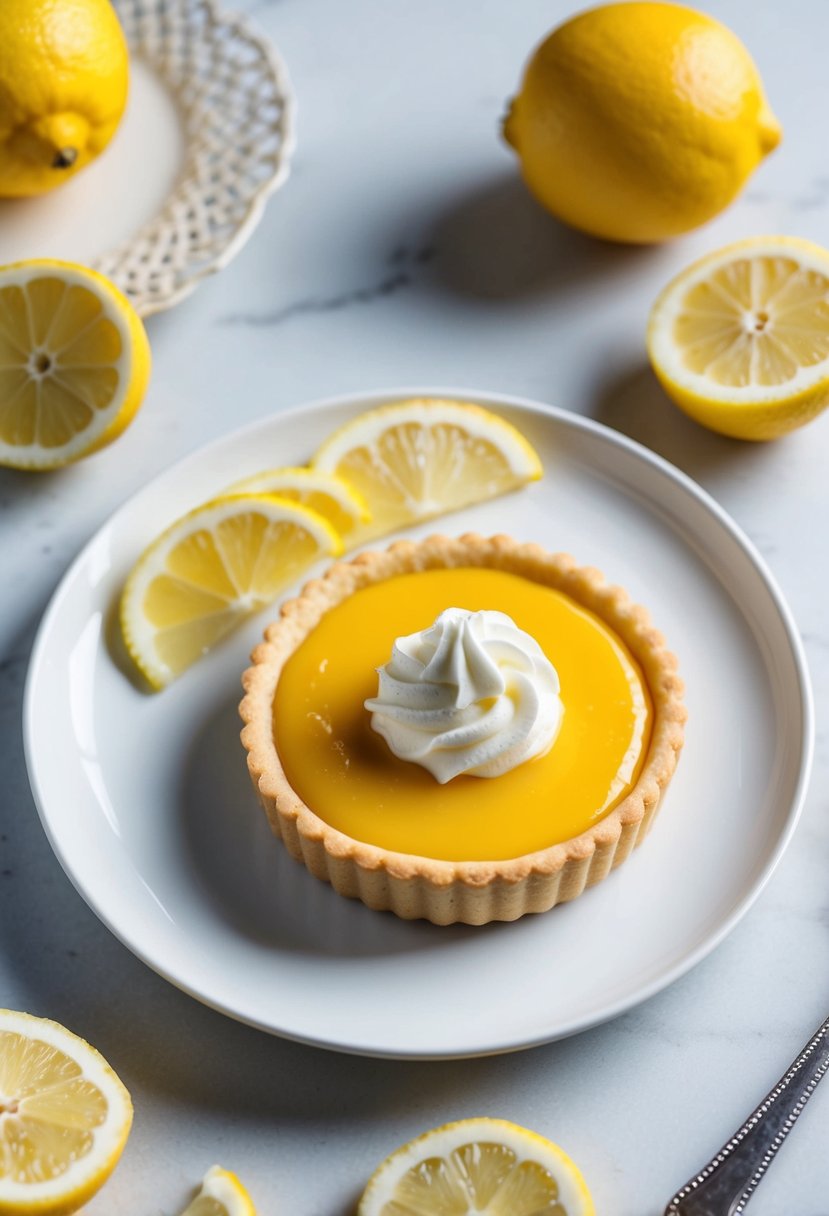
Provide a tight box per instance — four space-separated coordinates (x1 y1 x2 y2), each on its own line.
0 260 151 469
179 1165 257 1216
0 1009 133 1216
358 1118 594 1216
225 465 370 540
120 495 342 689
648 236 829 440
312 399 542 541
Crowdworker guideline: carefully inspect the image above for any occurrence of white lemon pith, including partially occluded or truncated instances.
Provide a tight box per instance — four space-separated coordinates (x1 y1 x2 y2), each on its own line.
357 1118 594 1216
0 260 151 469
312 400 543 541
648 236 829 440
120 494 342 688
225 465 370 539
179 1165 257 1216
0 1009 132 1216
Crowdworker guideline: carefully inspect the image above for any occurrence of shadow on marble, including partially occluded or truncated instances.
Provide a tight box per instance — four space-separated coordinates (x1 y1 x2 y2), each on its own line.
589 361 785 485
425 172 663 302
176 689 479 957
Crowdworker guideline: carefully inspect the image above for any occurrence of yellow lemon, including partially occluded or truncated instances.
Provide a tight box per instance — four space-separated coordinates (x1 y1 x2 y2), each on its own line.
179 1166 257 1216
120 494 342 688
0 1009 133 1216
504 2 781 244
0 0 129 198
358 1118 594 1216
0 260 151 470
312 399 542 543
648 236 829 440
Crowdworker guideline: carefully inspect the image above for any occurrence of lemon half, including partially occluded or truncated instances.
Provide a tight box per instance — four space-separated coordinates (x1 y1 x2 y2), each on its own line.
648 236 829 440
0 1009 132 1216
358 1118 594 1216
0 260 151 469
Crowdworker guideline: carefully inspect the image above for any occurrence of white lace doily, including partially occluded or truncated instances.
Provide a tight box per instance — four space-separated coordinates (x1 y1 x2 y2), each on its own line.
95 0 295 316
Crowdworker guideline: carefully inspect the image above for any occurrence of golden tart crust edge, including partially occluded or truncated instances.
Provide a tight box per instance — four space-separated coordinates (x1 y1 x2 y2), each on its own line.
239 534 686 926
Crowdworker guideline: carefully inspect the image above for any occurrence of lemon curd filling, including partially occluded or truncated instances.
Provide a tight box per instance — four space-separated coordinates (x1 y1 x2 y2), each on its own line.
273 567 653 862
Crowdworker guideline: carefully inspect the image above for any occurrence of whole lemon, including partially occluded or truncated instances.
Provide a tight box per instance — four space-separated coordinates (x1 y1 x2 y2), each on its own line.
0 0 129 198
504 2 781 243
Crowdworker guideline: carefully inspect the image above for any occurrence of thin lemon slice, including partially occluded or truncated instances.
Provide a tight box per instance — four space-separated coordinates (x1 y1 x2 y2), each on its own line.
0 260 151 469
225 466 370 540
0 1009 132 1216
312 399 542 541
648 236 829 440
120 494 342 689
179 1165 256 1216
358 1118 594 1216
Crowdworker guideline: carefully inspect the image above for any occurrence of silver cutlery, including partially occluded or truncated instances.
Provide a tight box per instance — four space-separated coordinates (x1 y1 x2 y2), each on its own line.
665 1012 829 1215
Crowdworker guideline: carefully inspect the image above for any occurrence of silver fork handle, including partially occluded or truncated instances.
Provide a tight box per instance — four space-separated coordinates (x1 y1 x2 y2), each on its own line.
665 1013 829 1216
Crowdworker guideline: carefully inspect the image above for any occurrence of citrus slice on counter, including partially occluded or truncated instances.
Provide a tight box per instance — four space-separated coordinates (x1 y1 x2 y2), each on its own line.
225 466 370 540
120 495 342 689
312 399 542 540
179 1165 257 1216
0 260 151 469
358 1118 594 1216
648 236 829 440
0 1008 133 1216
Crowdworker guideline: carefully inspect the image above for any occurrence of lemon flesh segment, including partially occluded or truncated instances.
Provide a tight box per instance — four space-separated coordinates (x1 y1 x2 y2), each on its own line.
180 1166 256 1216
313 400 542 542
0 261 151 469
358 1118 594 1216
648 237 829 440
225 466 371 540
120 494 342 689
0 1009 132 1215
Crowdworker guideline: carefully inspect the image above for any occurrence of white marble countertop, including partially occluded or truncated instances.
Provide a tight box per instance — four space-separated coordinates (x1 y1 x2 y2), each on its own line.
2 0 829 1211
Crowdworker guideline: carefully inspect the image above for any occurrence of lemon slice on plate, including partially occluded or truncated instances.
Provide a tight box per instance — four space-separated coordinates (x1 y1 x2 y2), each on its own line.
312 399 542 540
358 1118 594 1216
0 1009 132 1216
648 236 829 440
120 494 341 689
225 465 370 541
0 260 151 469
179 1165 256 1216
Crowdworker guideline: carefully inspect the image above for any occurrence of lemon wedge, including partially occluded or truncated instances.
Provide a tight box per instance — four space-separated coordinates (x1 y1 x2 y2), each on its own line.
0 1009 132 1216
120 495 342 689
312 399 542 541
648 236 829 440
225 466 370 541
179 1165 257 1216
358 1118 594 1216
0 260 151 469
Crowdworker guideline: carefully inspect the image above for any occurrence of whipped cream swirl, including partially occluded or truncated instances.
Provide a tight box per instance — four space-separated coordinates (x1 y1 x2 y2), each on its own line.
365 608 563 783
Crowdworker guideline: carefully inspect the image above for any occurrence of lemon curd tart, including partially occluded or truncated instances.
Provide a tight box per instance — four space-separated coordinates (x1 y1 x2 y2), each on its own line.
240 535 686 925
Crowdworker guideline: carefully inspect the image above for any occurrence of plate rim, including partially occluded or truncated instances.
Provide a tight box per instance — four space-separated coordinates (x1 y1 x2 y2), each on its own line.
22 386 815 1058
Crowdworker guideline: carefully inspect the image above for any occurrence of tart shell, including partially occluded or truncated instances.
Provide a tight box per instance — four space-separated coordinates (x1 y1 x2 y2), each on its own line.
240 534 686 925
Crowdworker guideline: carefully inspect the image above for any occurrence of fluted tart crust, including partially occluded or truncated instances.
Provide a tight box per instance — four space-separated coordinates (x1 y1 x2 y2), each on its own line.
239 534 686 926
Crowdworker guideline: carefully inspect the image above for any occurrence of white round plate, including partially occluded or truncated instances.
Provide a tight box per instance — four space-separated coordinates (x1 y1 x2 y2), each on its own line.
0 0 294 316
24 389 813 1058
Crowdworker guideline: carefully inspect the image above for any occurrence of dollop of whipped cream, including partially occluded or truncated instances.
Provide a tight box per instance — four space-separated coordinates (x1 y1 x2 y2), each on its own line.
364 608 563 783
